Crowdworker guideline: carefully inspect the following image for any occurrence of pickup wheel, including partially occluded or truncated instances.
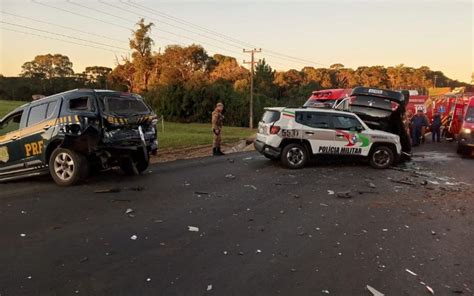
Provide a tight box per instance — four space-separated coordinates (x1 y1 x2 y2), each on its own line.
281 143 308 169
120 151 150 175
49 148 88 186
369 146 394 169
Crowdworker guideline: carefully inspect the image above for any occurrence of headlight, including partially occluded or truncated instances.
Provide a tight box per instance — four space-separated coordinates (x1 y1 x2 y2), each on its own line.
462 128 472 134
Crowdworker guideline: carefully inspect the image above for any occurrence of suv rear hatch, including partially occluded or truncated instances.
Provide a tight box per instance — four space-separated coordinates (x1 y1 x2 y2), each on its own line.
258 108 283 136
337 87 411 155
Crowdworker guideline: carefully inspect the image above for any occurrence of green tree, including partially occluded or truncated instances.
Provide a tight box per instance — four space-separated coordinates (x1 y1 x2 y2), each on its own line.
254 58 275 98
129 19 154 91
20 54 74 79
83 66 112 88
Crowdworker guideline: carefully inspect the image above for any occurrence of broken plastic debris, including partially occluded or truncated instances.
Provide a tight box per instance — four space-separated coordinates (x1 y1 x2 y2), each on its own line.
336 191 352 198
322 290 330 294
425 285 434 294
188 226 199 232
256 249 262 254
27 276 32 280
368 182 376 188
320 203 329 207
327 190 335 195
223 251 228 255
382 229 388 232
405 269 417 276
130 235 138 240
244 184 257 190
367 285 384 296
225 174 236 179
94 187 121 193
20 233 26 237
146 278 151 282
207 284 213 291
125 208 134 215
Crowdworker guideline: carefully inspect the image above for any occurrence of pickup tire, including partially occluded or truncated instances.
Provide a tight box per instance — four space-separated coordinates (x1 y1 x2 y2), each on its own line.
120 151 150 175
281 143 308 169
49 148 88 186
369 146 394 169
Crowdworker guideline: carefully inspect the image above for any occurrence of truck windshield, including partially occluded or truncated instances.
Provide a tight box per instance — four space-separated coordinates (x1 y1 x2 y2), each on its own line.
465 107 474 123
99 95 149 115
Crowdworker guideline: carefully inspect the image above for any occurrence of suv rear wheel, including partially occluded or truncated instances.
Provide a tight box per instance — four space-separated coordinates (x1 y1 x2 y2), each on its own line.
281 143 308 169
369 146 394 169
49 148 88 186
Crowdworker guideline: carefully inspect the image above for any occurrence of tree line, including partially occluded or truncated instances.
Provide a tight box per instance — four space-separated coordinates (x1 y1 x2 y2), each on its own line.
0 19 472 127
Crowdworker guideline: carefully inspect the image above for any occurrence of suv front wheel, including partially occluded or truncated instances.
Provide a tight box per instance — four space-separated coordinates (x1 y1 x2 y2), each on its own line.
281 143 308 169
49 148 88 186
369 146 394 169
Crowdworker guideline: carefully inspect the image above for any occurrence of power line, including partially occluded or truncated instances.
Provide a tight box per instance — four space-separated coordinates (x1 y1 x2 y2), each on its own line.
65 0 245 58
0 21 130 51
0 27 126 54
0 10 125 44
124 0 329 67
31 0 131 31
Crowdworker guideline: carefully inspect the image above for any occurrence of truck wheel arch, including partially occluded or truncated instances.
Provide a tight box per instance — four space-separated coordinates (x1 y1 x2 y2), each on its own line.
279 139 313 154
45 139 63 163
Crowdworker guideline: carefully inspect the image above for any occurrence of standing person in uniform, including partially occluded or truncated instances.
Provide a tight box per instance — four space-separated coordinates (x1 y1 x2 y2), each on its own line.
411 109 429 147
212 103 225 156
431 110 442 143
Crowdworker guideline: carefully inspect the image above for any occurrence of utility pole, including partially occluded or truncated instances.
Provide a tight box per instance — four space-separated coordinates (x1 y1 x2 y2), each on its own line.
243 48 261 129
434 74 438 88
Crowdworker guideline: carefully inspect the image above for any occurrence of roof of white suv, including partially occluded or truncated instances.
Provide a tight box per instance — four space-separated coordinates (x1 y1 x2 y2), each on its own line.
264 107 359 117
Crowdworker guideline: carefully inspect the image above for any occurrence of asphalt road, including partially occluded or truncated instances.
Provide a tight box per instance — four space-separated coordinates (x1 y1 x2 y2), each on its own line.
0 142 473 296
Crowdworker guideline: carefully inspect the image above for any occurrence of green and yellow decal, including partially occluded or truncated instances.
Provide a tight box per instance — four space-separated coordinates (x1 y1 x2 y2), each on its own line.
282 109 295 118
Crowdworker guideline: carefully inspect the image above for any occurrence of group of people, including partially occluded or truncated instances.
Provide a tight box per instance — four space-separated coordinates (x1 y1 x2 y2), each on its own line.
407 109 442 147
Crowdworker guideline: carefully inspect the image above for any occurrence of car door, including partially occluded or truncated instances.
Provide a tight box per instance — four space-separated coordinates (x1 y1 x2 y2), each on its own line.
0 110 26 176
20 98 60 167
294 111 336 154
330 114 371 156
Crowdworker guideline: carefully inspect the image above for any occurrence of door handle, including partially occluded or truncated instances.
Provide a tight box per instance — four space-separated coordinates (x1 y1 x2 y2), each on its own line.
305 131 314 135
43 125 51 130
11 135 19 140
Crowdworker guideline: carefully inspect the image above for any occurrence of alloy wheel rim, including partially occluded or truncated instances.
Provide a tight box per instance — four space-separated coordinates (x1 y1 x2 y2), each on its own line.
287 147 304 166
54 152 75 181
373 150 390 167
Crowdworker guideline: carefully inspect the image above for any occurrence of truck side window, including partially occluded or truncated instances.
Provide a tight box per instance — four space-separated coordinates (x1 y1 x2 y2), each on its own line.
46 100 58 119
331 115 363 131
296 112 332 129
0 112 23 136
70 96 94 112
27 104 48 127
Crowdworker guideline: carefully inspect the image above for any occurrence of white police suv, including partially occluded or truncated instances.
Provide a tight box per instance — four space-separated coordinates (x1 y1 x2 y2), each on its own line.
254 107 401 169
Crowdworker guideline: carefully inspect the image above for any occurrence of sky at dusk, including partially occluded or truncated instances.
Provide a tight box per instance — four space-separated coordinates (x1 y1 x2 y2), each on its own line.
0 0 472 82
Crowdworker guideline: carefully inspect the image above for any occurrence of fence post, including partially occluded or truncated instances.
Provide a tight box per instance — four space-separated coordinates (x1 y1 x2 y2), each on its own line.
161 115 165 134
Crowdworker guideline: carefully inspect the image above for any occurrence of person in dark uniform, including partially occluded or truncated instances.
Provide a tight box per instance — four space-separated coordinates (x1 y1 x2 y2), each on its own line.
212 103 225 156
431 111 442 143
411 109 429 146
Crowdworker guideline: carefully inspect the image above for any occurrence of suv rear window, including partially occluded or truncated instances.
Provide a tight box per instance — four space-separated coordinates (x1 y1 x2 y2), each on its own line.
70 97 94 112
27 103 48 126
352 95 394 110
261 110 280 123
99 95 149 115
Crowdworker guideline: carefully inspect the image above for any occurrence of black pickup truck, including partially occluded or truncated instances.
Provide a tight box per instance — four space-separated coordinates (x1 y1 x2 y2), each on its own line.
0 89 158 186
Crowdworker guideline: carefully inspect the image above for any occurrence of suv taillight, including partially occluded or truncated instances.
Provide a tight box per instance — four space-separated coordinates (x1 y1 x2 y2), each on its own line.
270 125 281 134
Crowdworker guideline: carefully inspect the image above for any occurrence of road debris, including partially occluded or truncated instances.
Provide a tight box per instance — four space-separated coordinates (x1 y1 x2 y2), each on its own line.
188 226 199 232
207 284 213 291
336 191 352 198
327 190 335 195
194 191 210 195
275 181 299 186
79 256 89 263
256 249 262 254
320 203 329 207
322 289 330 294
390 178 416 186
20 233 26 237
367 285 384 296
125 208 134 216
225 174 236 179
146 278 151 282
405 269 417 276
130 235 138 240
95 187 121 193
244 185 257 190
368 182 376 188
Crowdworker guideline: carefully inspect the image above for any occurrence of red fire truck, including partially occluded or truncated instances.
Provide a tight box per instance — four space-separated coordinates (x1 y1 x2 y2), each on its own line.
456 97 474 155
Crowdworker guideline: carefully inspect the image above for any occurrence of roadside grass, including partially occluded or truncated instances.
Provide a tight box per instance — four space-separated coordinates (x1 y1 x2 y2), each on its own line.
158 122 255 150
0 100 25 117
